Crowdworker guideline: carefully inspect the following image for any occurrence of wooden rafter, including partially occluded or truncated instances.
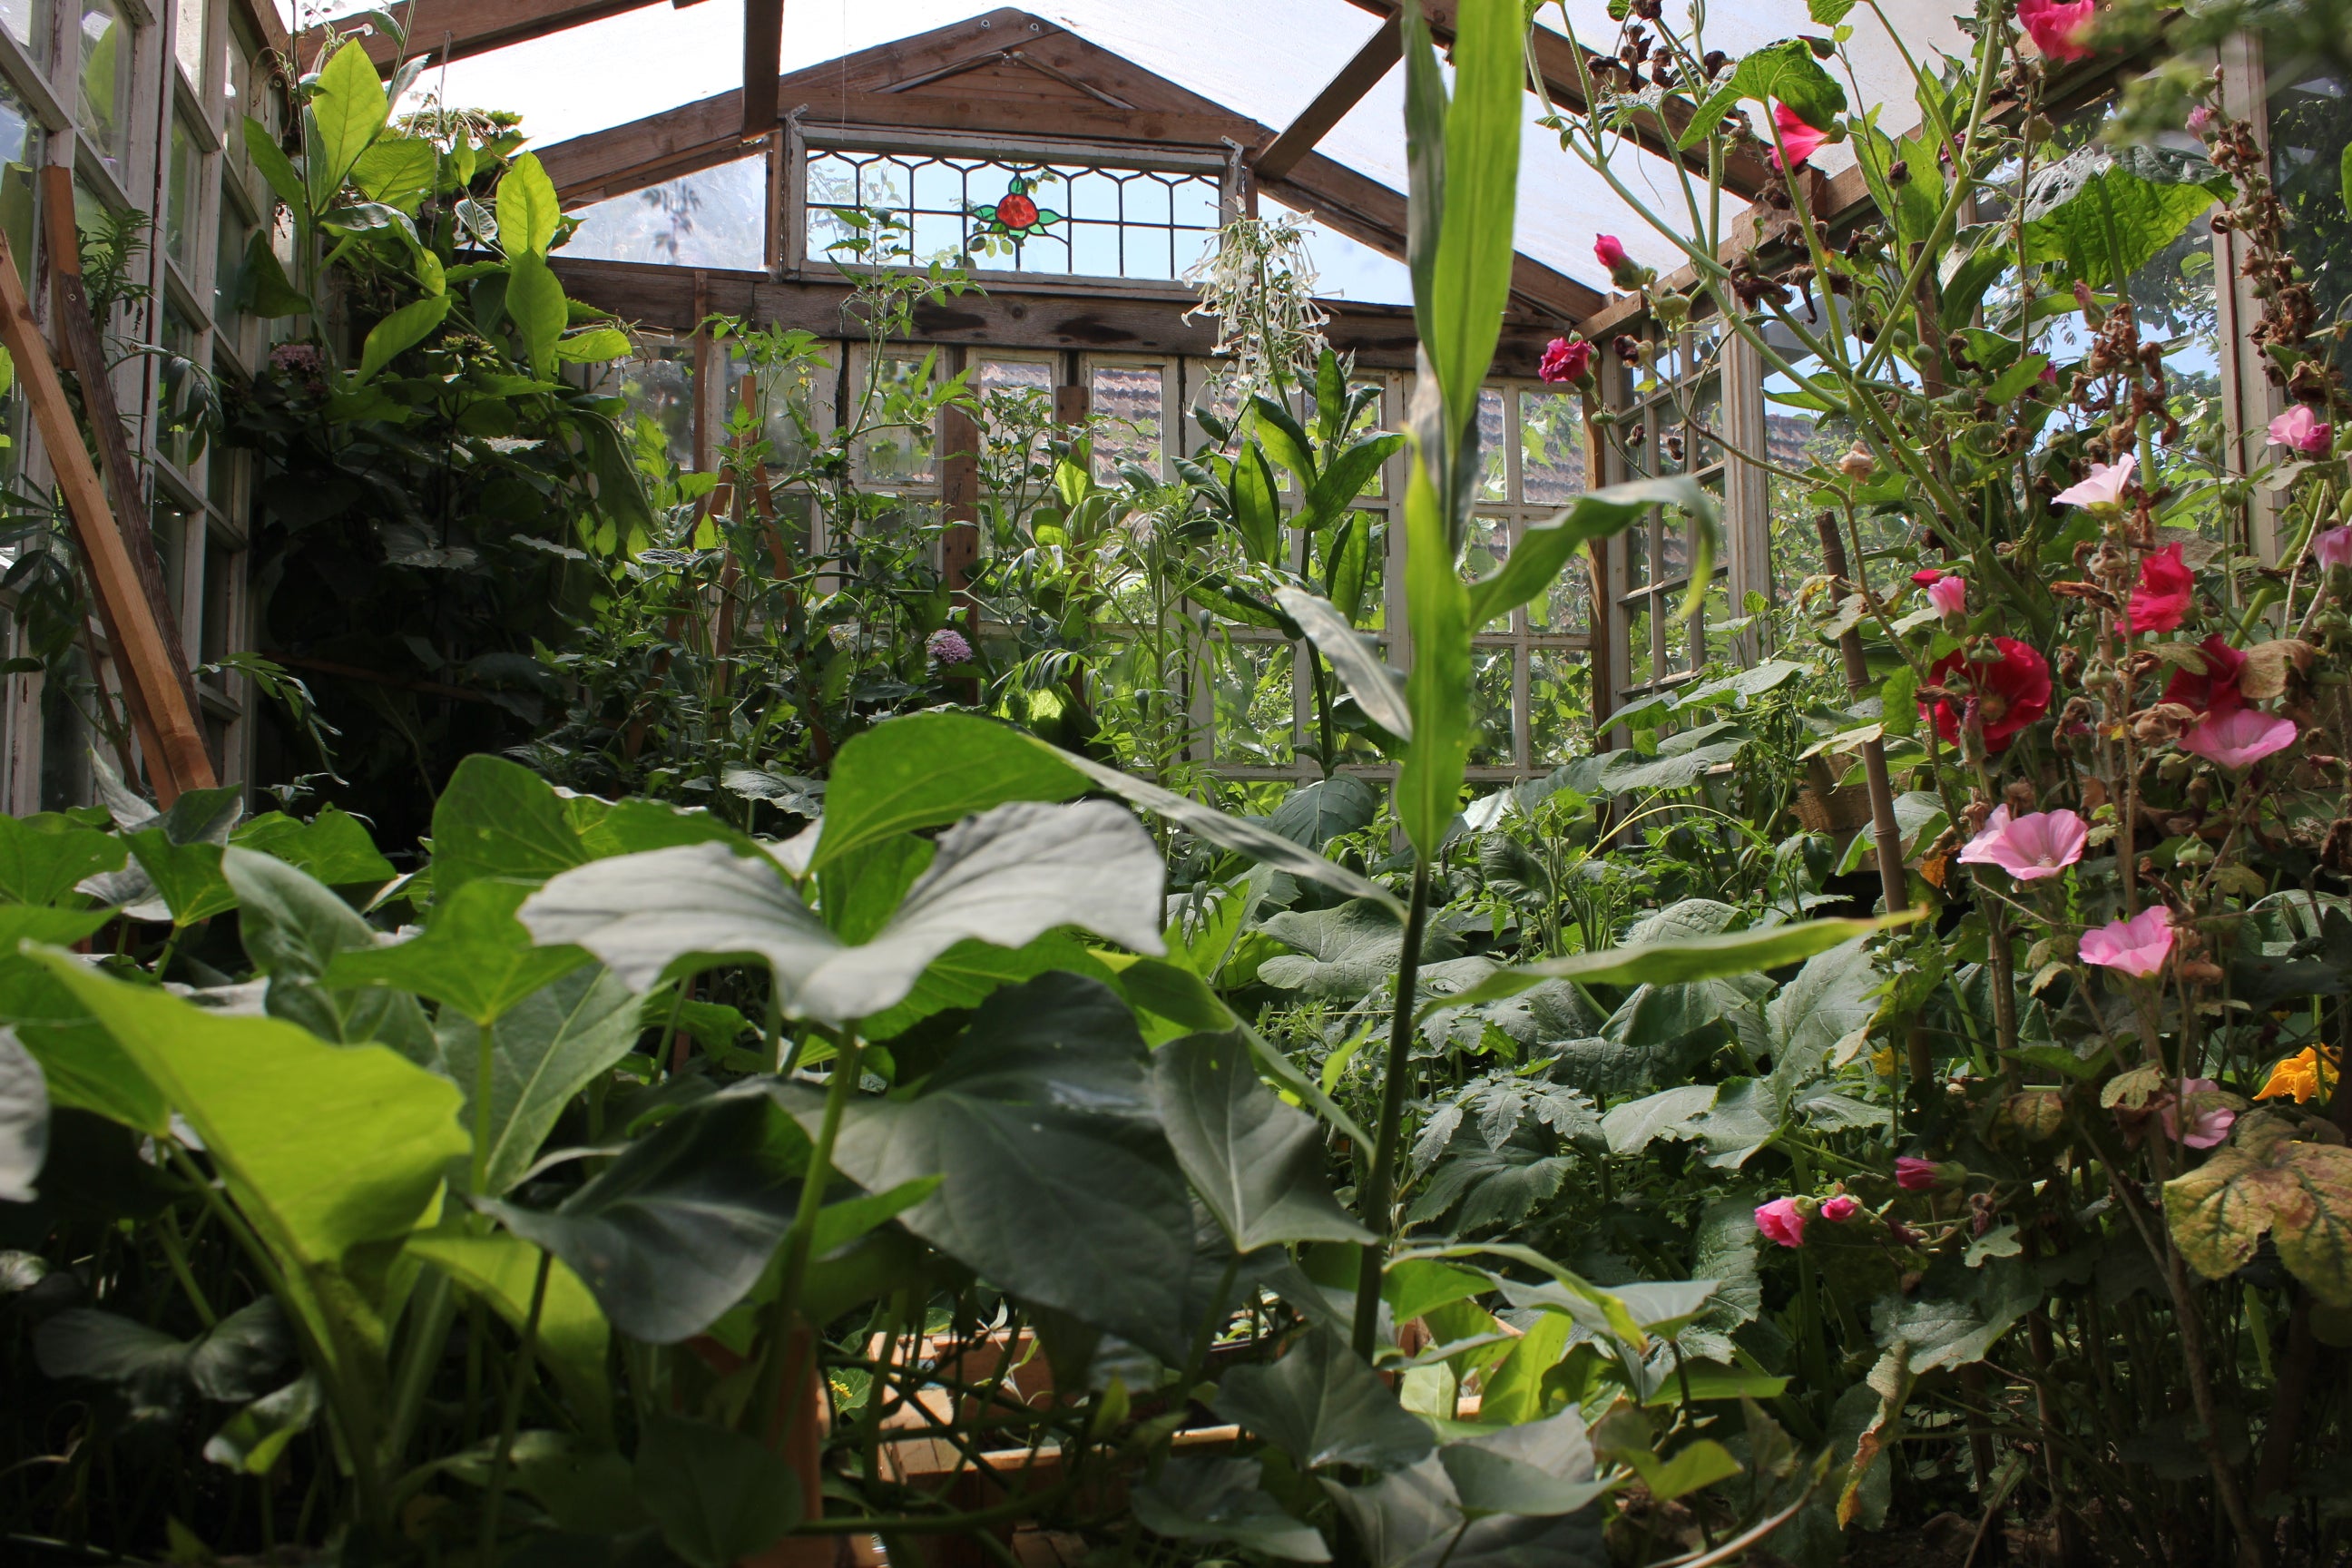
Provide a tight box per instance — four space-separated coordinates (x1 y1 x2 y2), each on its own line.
1341 0 1773 199
358 0 708 73
531 7 1602 322
743 1 783 137
1255 14 1401 181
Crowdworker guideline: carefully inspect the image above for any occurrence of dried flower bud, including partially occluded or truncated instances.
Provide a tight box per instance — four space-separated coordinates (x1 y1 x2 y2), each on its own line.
1837 442 1877 479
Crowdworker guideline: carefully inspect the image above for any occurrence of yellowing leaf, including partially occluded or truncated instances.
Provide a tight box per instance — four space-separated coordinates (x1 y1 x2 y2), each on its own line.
2166 1124 2352 1306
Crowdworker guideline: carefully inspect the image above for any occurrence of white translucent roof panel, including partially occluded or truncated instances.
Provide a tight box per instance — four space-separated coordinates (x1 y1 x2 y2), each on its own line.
334 0 1975 293
566 153 767 270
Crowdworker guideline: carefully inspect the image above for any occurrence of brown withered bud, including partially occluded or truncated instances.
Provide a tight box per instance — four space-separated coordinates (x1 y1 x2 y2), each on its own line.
1838 443 1877 479
1703 49 1727 74
2053 644 2083 687
1888 159 1909 184
1962 796 1994 835
2132 702 2200 745
1613 334 1644 364
2178 958 2226 987
2004 777 2039 816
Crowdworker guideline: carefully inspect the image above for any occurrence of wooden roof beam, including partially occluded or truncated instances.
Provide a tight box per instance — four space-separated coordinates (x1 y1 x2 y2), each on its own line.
1257 14 1401 181
744 1 784 135
1341 0 1772 199
358 0 709 74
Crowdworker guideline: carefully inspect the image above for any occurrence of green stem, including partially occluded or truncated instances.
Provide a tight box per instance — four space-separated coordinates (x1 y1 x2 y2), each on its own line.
477 1247 553 1563
750 1026 866 1445
1352 857 1434 1358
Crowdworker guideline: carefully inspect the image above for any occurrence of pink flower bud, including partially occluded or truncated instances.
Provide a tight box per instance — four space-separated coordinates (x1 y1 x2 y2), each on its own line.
1926 574 1968 618
1896 1157 1941 1191
1819 1195 1859 1222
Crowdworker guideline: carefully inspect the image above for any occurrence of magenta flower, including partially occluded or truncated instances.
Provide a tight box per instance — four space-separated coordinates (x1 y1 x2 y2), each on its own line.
2186 105 2214 135
2017 0 2096 62
1769 102 1829 171
2316 525 2352 570
1594 234 1628 271
2053 452 2135 512
1896 1157 1942 1191
1926 573 1968 618
1538 336 1593 385
2269 404 2333 456
1593 233 1648 289
2080 906 2175 979
1754 1197 1807 1248
2181 708 2297 769
2161 1078 2237 1149
1956 805 2088 882
926 627 974 665
1819 1195 1858 1222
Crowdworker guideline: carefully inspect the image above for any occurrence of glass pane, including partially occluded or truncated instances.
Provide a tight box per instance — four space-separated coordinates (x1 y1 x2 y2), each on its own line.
166 116 200 268
1529 652 1589 765
977 359 1054 396
1213 639 1294 767
0 0 44 53
200 537 239 670
79 2 129 177
1526 534 1590 633
0 79 41 292
724 347 833 473
566 155 766 270
215 202 250 334
176 0 205 86
2271 72 2352 325
856 356 936 485
1519 389 1584 505
618 343 695 472
1464 514 1509 630
1467 645 1514 767
1476 387 1507 500
1092 363 1163 481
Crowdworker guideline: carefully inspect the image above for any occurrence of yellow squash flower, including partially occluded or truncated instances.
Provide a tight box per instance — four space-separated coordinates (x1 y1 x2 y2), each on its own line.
2255 1045 2338 1104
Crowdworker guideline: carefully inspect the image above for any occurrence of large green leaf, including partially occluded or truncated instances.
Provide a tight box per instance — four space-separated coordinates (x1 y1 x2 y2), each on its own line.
2021 145 2228 289
505 253 569 377
327 877 592 1027
1397 448 1472 858
520 801 1163 1025
810 710 1083 872
1405 0 1522 445
233 806 396 887
1133 1457 1333 1563
1426 913 1913 1014
808 974 1196 1360
633 1413 800 1568
0 943 163 1132
1151 1032 1369 1252
1021 738 1402 913
1681 39 1847 149
404 1230 612 1436
494 152 562 259
1440 1412 1608 1517
351 135 436 211
1214 1329 1436 1472
354 293 449 385
1277 586 1412 741
223 848 431 1054
34 954 467 1410
482 1084 807 1344
432 755 589 896
308 39 388 199
1763 936 1884 1092
429 965 642 1197
1259 898 1463 1000
1470 477 1719 628
0 813 124 904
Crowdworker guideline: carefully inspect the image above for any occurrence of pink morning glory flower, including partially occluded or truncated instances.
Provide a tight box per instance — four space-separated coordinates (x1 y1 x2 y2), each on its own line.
1769 103 1829 171
2268 404 2333 456
2161 1078 2236 1149
2079 906 2175 979
2317 525 2352 570
1754 1197 1806 1248
2053 452 2136 512
1956 805 2089 882
2181 708 2298 769
1926 573 1968 618
1819 1195 1858 1222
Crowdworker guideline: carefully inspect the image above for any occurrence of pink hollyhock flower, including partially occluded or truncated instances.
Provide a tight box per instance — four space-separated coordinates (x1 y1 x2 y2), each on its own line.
2182 708 2298 769
1754 1197 1807 1248
2186 105 2214 135
2053 451 2135 511
1538 337 1592 385
2080 906 2175 979
1926 574 1968 618
1922 639 2053 752
1769 102 1829 171
1819 1195 1859 1222
925 627 974 664
2125 543 2193 633
2161 1078 2236 1149
1594 234 1628 271
1896 1157 1942 1191
1956 805 2088 881
2316 525 2352 570
2269 403 2333 456
2017 0 2096 62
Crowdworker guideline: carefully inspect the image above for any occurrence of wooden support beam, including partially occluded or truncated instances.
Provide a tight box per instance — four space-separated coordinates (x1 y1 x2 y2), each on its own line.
742 1 783 138
1343 0 1773 198
359 0 705 72
0 230 215 805
550 256 1575 377
1257 14 1401 181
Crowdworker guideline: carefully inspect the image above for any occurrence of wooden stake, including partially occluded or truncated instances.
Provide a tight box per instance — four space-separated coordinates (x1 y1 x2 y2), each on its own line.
0 225 215 804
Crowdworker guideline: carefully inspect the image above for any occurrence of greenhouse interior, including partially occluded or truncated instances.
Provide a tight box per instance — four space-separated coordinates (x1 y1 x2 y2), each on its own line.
6 0 2352 1563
